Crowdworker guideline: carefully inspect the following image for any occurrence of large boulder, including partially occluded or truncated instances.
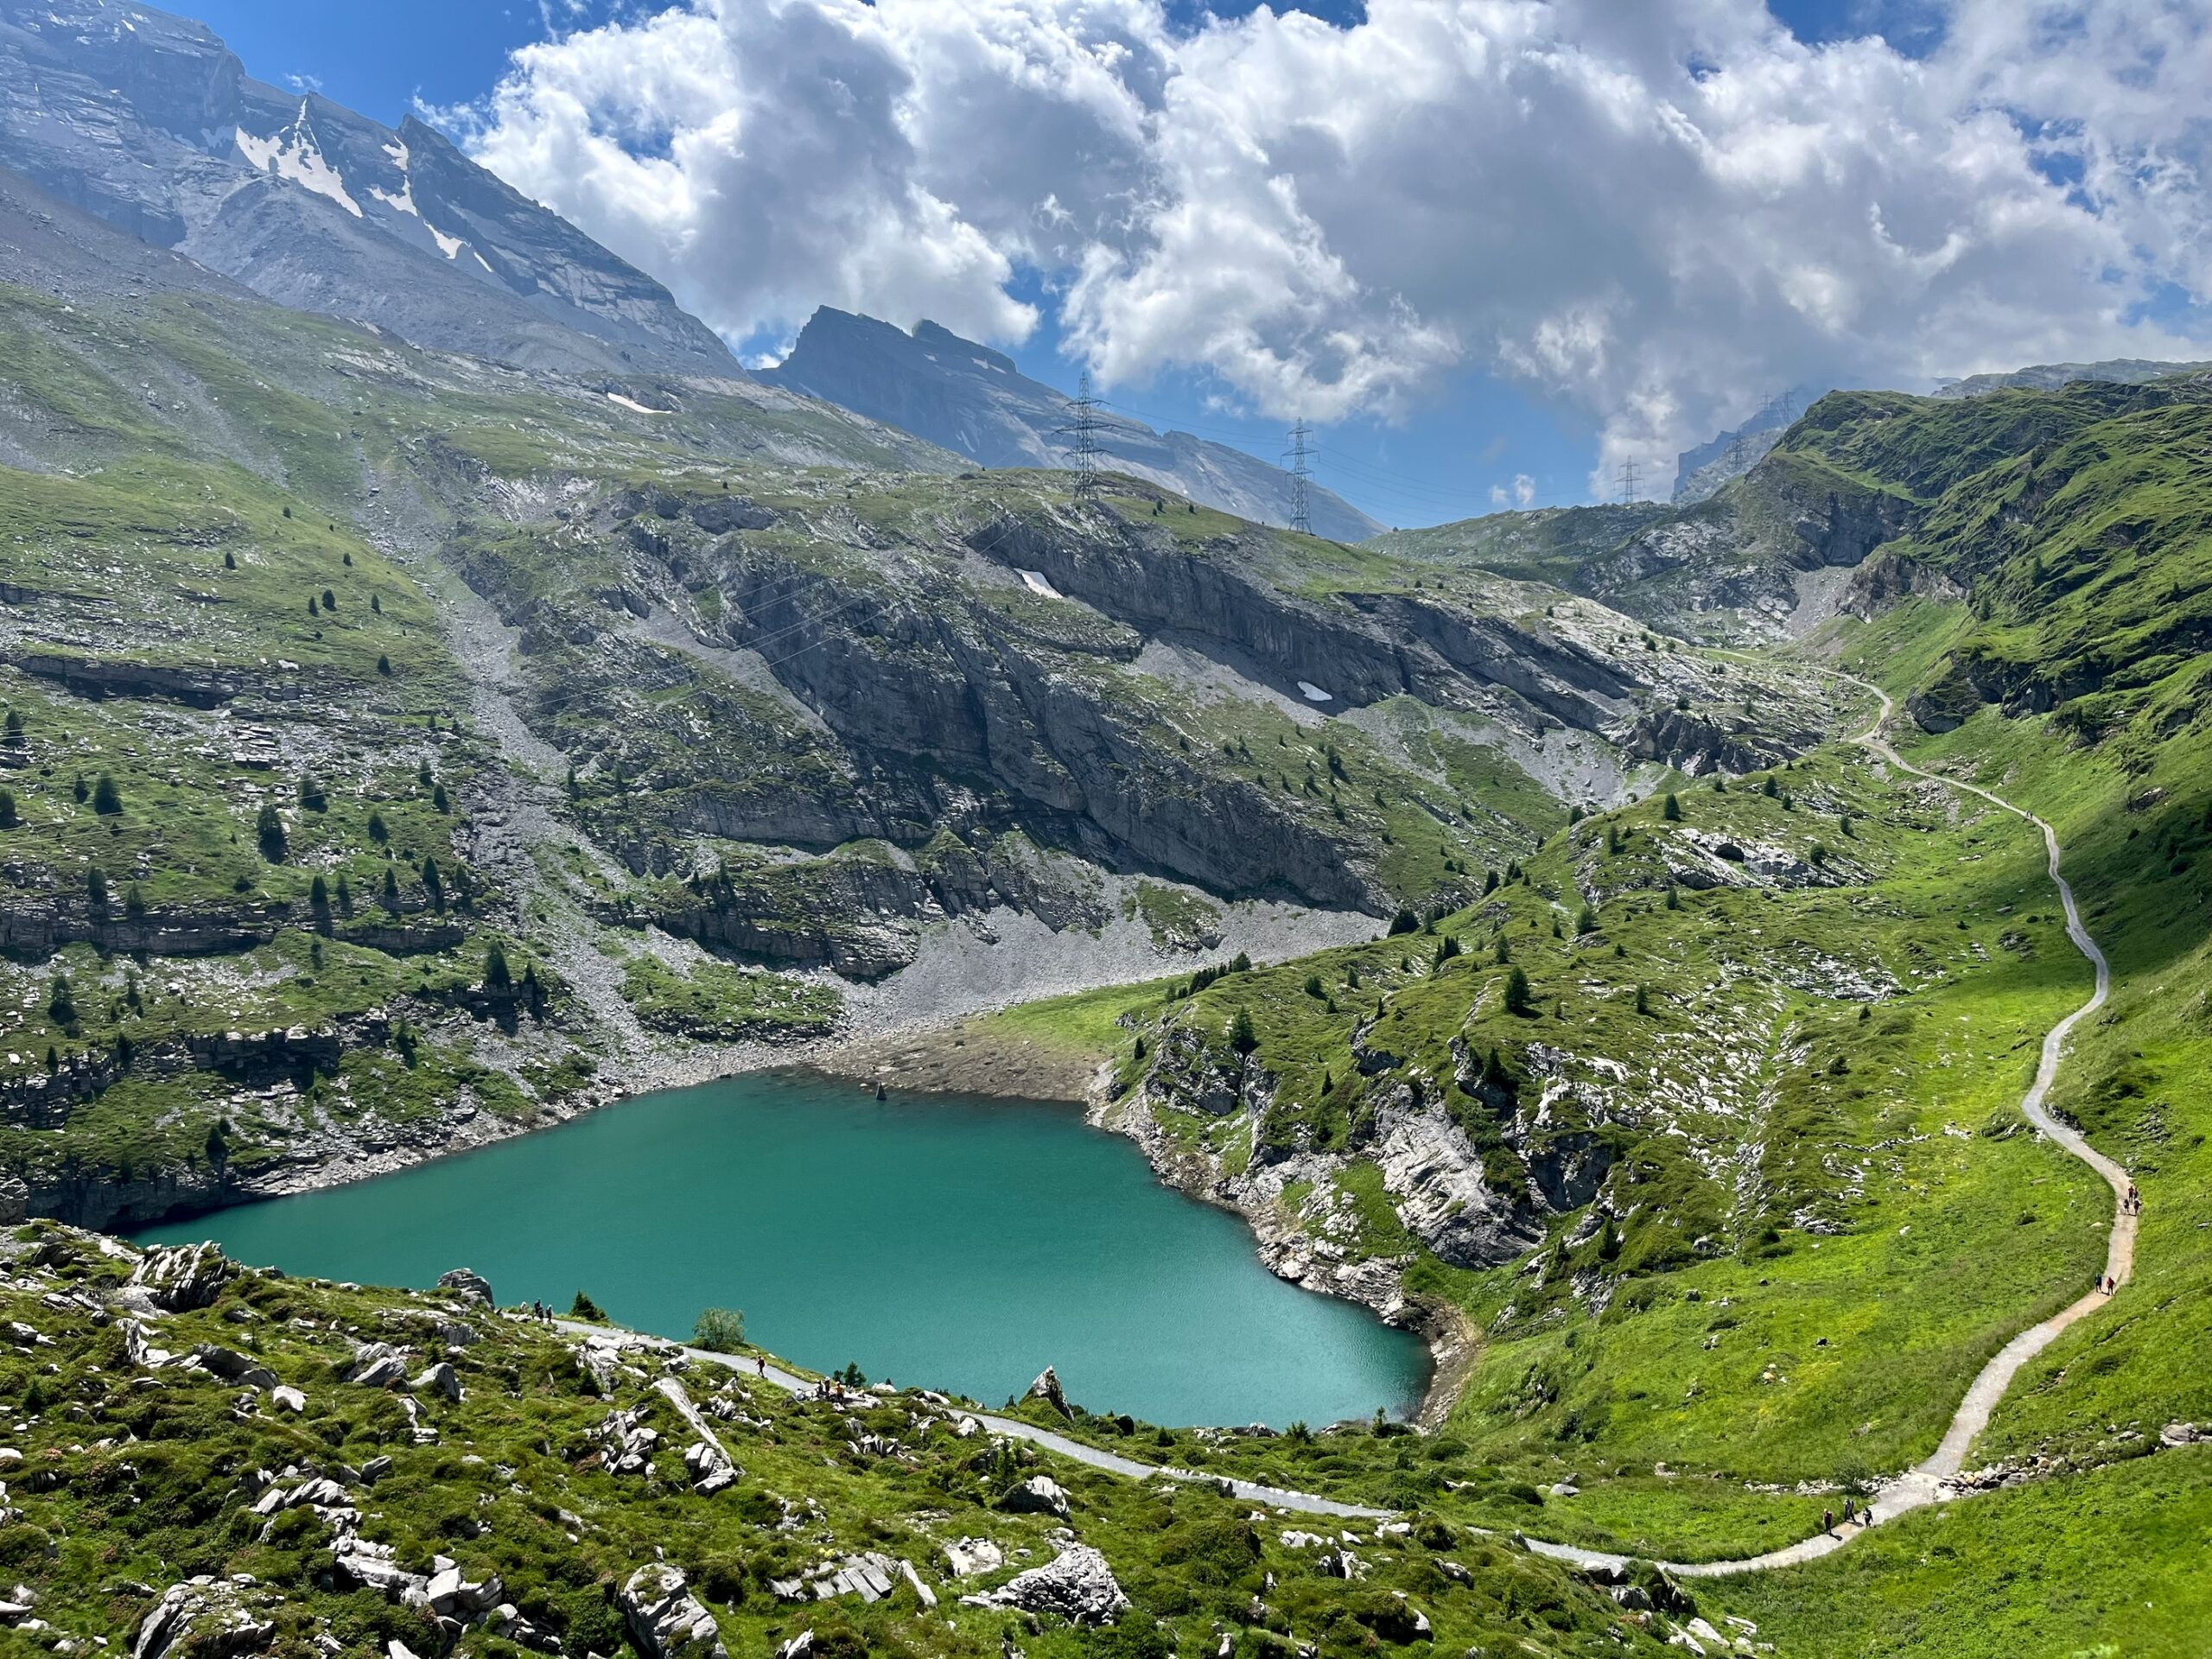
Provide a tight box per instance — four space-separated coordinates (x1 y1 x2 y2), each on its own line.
127 1243 236 1313
436 1268 494 1306
343 1343 411 1389
961 1543 1128 1625
620 1565 728 1659
998 1474 1070 1516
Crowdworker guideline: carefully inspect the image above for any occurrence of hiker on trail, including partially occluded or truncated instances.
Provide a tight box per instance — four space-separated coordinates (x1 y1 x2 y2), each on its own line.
1822 1508 1834 1534
756 1355 766 1379
1841 1497 1855 1525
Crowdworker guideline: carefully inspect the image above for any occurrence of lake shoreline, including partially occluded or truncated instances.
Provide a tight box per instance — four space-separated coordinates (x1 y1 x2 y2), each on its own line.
129 971 1457 1428
138 1068 1427 1430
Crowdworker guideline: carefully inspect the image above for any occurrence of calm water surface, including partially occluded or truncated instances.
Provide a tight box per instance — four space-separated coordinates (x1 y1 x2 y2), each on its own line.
137 1071 1427 1427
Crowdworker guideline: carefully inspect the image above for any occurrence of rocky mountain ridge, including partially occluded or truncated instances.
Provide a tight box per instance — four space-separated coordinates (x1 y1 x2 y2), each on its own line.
0 0 735 376
760 307 1385 542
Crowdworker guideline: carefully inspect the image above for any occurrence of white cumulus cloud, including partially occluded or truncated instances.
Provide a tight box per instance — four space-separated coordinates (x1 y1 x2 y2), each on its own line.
448 0 2212 491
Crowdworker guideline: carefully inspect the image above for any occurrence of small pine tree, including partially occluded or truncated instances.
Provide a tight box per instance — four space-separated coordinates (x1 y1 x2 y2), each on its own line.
1482 868 1500 894
367 810 389 844
1304 974 1325 999
1567 804 1584 824
1229 1008 1259 1056
569 1291 606 1321
309 874 330 912
1388 906 1418 936
371 593 382 613
86 868 108 906
308 595 319 616
124 882 146 918
1840 812 1854 838
1492 937 1510 964
1503 966 1532 1015
336 872 353 918
0 788 16 830
321 588 337 611
1762 774 1780 799
1665 885 1681 911
223 550 236 570
1711 773 1725 791
1635 985 1651 1016
92 772 122 815
1662 791 1681 822
2 709 20 739
342 550 353 566
432 783 449 812
377 654 391 676
381 865 400 904
1576 905 1597 934
256 804 288 862
298 774 327 812
421 856 444 911
48 975 76 1027
1605 823 1622 855
483 943 512 992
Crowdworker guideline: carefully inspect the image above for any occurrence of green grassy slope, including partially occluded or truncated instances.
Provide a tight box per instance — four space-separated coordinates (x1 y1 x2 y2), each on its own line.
0 1223 1681 1659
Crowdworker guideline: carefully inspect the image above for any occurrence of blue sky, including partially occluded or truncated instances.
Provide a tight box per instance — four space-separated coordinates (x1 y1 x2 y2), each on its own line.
183 0 2158 527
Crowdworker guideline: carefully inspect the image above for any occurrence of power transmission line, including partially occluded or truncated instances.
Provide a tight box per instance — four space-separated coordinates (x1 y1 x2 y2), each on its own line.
1618 457 1641 504
1283 416 1313 535
1056 369 1103 499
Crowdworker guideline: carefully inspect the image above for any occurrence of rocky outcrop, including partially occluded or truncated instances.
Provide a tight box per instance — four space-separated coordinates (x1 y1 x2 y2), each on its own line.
960 1543 1128 1625
130 1578 275 1659
1365 1086 1547 1268
620 1565 728 1659
1026 1365 1072 1417
126 1241 236 1312
436 1267 494 1306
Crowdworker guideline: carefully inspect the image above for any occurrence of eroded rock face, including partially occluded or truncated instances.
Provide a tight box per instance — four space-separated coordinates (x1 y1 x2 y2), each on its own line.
620 1564 728 1659
1366 1088 1547 1269
961 1543 1128 1625
126 1242 236 1312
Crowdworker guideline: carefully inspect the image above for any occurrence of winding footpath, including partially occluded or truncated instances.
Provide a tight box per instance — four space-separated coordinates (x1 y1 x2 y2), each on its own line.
557 681 2134 1571
1532 680 2130 1576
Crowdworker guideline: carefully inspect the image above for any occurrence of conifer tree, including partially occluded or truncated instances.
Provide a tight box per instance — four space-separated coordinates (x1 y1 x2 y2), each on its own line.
1503 966 1532 1015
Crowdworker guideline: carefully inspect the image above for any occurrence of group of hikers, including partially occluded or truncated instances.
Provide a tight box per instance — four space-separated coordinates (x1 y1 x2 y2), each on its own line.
2123 1181 2143 1216
526 1300 555 1323
1821 1497 1872 1535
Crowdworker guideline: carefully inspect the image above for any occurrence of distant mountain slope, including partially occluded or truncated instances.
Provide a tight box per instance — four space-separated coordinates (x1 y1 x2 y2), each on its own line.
759 308 1385 542
0 0 735 376
1930 356 2212 399
1670 384 1832 504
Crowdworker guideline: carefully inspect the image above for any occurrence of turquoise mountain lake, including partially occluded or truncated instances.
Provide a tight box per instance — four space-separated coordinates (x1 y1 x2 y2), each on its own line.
137 1071 1427 1427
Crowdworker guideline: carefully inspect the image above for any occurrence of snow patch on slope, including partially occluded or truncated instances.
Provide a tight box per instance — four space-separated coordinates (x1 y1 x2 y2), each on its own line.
235 100 362 218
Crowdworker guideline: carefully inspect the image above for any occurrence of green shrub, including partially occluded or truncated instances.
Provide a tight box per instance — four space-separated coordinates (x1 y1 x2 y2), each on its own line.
692 1307 746 1352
